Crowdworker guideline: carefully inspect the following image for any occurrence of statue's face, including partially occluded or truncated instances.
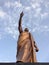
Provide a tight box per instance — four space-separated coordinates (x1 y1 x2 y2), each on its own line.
24 28 29 32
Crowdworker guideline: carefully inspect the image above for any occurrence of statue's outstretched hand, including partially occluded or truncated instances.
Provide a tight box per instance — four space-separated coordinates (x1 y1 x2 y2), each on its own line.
20 11 24 18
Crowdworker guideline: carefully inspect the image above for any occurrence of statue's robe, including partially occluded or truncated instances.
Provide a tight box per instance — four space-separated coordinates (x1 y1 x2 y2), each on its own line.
16 31 37 63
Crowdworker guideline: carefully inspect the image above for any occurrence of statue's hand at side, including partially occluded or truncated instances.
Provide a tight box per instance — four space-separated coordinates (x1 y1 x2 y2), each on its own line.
20 11 24 18
35 47 39 52
34 41 39 52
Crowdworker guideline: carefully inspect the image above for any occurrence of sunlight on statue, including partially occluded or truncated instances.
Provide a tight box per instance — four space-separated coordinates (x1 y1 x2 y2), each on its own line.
16 12 39 63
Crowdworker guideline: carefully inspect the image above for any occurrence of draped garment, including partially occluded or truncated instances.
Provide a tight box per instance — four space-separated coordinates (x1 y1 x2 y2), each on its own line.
16 31 37 62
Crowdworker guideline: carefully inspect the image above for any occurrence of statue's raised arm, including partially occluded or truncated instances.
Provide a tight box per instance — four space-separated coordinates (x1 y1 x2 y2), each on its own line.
18 12 24 34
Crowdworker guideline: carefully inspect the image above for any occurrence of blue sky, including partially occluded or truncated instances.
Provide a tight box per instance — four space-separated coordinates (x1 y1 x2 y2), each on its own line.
0 0 49 62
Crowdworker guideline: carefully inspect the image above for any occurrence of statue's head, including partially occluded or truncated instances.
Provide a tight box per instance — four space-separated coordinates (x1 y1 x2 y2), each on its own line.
24 28 29 32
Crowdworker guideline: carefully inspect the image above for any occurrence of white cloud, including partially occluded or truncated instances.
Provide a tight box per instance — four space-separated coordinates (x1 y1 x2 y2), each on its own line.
30 0 42 18
44 25 48 29
31 0 49 19
12 31 19 39
32 28 37 32
5 27 18 39
0 10 6 18
0 0 49 40
0 9 18 40
33 8 48 19
6 27 13 34
31 0 43 3
4 1 11 8
14 1 22 7
32 27 40 32
32 25 49 33
4 1 22 8
32 3 39 9
31 1 40 9
34 8 41 17
41 12 48 19
44 1 49 8
43 26 49 32
25 7 31 11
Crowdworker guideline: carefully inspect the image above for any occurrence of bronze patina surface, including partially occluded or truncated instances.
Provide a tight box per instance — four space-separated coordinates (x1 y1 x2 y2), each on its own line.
16 12 39 63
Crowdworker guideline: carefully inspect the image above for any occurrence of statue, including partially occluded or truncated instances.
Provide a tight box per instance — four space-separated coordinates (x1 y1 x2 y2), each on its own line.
16 12 39 63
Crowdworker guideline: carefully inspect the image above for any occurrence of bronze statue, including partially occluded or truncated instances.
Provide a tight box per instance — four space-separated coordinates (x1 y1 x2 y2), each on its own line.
16 12 39 63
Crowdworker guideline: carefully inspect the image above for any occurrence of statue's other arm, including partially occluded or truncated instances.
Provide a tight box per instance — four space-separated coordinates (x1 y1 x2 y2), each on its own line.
34 41 39 52
18 12 24 34
29 33 39 52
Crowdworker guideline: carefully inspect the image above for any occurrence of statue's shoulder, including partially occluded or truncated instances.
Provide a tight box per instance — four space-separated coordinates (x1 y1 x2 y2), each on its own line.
29 32 32 36
29 32 34 39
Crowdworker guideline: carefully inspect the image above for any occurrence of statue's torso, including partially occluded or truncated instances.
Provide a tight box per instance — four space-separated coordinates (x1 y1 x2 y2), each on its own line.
17 31 37 62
